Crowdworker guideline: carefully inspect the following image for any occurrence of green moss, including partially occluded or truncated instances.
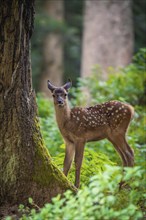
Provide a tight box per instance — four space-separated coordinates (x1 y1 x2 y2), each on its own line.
1 153 18 185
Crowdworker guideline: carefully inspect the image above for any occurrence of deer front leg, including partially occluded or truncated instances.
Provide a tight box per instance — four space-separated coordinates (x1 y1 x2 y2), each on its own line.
63 141 75 176
74 141 85 188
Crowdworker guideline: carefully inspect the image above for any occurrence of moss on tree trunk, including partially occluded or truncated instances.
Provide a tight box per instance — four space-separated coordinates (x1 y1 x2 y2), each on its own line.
0 0 75 213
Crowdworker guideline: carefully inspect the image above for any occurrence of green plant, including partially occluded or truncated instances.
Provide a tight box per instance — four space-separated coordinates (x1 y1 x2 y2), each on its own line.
7 166 145 220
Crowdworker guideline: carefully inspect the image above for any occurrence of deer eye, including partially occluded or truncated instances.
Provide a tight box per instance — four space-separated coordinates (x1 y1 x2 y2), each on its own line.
52 94 55 97
64 94 67 97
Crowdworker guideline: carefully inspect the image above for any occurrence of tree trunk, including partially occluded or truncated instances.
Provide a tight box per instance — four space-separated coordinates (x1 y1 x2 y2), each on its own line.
81 0 134 79
0 0 75 214
40 0 64 97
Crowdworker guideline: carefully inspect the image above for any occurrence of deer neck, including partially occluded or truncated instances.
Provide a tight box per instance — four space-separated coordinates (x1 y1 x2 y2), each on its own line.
54 102 71 129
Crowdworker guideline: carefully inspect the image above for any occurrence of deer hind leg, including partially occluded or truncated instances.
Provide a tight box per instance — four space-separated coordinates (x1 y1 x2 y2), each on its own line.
108 133 134 167
63 141 75 176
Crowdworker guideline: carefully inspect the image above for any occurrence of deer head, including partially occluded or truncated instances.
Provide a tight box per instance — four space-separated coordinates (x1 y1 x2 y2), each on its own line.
48 79 72 107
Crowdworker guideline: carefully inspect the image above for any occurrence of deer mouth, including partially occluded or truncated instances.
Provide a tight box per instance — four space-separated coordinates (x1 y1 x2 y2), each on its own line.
58 103 64 107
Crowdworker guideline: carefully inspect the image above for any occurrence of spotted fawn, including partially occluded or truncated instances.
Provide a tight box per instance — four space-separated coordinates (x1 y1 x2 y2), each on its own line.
48 80 134 188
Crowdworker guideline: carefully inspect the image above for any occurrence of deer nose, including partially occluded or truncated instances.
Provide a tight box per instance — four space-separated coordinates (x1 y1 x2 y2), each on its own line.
58 100 63 104
57 97 64 105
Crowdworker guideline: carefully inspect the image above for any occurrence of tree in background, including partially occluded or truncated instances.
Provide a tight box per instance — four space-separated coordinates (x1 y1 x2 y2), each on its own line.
40 0 64 97
31 0 145 91
81 0 134 79
0 0 74 215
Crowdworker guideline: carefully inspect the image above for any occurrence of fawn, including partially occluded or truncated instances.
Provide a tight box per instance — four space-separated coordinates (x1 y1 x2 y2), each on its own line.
48 79 134 188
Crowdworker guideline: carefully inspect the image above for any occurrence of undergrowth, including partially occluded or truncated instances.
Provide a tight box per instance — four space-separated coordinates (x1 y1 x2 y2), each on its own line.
6 166 146 220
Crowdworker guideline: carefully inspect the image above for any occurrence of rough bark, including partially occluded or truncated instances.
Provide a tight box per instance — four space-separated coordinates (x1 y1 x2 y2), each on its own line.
0 0 75 214
81 0 134 79
40 0 64 97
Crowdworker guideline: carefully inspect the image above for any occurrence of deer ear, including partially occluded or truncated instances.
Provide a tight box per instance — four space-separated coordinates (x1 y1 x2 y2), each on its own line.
63 79 72 91
47 80 57 93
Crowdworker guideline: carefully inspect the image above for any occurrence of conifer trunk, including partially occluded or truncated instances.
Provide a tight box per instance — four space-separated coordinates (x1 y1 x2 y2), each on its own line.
0 0 75 213
81 0 133 78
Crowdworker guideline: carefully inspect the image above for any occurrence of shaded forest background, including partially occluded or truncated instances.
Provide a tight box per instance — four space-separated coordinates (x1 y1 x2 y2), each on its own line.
0 0 145 219
31 0 146 94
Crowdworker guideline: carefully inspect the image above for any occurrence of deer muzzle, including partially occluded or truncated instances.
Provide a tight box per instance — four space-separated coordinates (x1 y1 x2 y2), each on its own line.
57 96 64 106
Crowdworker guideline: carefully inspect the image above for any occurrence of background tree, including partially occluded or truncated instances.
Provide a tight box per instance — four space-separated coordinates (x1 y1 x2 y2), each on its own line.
81 0 134 79
40 0 64 97
0 0 75 215
31 0 145 89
